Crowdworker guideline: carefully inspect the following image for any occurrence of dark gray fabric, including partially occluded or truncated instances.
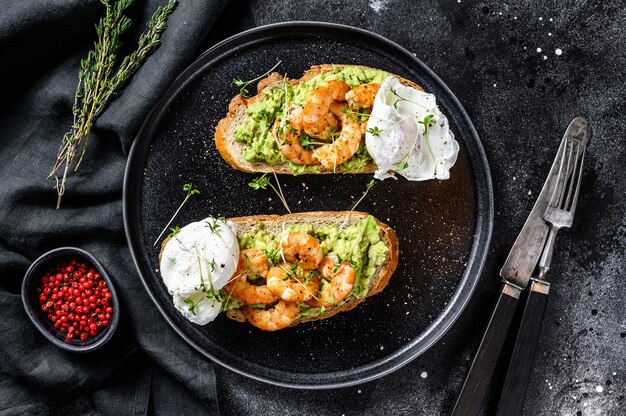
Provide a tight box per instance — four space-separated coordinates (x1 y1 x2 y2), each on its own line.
0 1 225 415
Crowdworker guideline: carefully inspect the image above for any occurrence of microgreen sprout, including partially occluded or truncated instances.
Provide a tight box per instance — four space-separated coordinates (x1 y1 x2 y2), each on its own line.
265 248 281 266
298 136 328 149
340 104 371 123
335 179 376 244
275 77 291 139
333 254 357 273
203 216 233 255
153 183 200 246
248 172 292 213
390 87 428 110
418 114 435 135
183 297 202 315
233 60 282 98
326 125 340 142
366 126 383 137
193 254 223 305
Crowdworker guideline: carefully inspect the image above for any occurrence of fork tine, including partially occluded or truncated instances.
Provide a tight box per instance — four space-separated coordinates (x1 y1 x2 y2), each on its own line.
550 137 573 208
567 143 586 215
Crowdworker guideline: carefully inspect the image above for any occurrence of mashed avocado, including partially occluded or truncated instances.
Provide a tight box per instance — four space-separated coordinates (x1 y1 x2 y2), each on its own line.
233 66 391 174
222 216 388 318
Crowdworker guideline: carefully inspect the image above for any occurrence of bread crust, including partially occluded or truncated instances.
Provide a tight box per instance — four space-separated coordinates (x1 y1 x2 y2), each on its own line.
214 64 423 174
159 211 399 327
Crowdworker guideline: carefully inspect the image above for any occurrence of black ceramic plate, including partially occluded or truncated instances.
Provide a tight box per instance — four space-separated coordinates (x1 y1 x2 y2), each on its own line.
123 22 493 388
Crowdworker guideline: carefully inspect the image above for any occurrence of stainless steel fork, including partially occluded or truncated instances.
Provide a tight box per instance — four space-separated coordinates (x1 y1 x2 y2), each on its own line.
496 118 591 416
537 133 588 278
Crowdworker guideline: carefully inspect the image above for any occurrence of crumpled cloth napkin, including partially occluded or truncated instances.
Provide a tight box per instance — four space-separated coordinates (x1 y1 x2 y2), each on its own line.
0 1 227 414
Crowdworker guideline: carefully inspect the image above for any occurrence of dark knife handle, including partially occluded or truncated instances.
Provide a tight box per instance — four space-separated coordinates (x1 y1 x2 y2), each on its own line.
495 279 550 416
450 282 522 416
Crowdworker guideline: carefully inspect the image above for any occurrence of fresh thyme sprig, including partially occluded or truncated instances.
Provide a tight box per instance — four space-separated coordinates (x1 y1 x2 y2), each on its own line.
153 183 200 246
233 60 282 98
248 172 292 213
49 0 178 209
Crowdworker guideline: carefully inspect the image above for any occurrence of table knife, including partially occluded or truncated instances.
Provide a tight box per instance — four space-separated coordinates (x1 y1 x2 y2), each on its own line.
496 117 591 416
450 118 590 416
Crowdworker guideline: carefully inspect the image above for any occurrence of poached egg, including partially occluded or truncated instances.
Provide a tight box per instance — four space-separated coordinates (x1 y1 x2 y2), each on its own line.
365 77 459 181
160 217 240 325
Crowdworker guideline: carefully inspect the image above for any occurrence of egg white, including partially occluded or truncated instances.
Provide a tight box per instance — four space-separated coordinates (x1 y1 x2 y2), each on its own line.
365 77 459 181
160 218 240 325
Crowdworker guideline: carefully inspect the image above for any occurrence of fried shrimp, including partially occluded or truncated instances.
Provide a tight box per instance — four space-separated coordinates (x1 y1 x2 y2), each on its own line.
242 300 300 331
266 264 320 302
223 248 278 305
280 231 324 270
309 255 356 307
302 80 350 140
273 106 319 165
312 101 363 170
345 83 380 109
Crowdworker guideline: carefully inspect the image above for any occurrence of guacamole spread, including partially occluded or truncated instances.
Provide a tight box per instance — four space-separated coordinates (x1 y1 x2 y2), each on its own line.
233 66 391 174
221 216 388 319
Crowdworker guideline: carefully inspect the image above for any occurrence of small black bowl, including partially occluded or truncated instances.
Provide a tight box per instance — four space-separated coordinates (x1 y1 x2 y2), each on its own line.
21 247 121 353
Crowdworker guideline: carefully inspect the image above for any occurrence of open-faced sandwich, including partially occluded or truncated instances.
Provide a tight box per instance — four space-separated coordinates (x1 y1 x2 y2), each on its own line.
159 212 398 331
216 64 459 180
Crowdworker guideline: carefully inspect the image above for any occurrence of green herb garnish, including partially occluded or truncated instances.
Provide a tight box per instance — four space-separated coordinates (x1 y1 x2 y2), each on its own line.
334 179 376 248
298 136 328 149
153 183 200 246
183 297 202 315
233 60 282 98
327 125 340 141
265 248 281 266
390 87 429 110
168 226 180 238
332 254 357 273
418 114 435 134
340 104 371 123
248 172 291 213
367 126 383 137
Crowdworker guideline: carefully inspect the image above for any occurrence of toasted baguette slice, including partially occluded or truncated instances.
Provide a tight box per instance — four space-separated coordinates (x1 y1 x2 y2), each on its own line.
159 211 399 328
215 64 423 174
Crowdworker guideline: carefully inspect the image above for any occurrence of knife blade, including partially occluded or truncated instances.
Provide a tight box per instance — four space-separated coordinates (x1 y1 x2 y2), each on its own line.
496 117 591 416
450 118 589 416
500 117 591 288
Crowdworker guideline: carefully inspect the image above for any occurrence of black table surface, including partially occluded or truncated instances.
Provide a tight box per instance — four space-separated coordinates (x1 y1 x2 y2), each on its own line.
59 1 625 415
200 1 626 415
